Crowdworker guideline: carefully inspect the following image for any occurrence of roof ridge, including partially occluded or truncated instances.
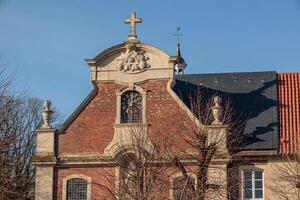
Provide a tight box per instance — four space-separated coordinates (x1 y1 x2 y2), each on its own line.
176 71 276 76
278 72 300 75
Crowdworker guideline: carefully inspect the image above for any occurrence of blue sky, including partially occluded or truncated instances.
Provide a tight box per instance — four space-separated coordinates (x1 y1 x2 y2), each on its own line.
0 0 300 117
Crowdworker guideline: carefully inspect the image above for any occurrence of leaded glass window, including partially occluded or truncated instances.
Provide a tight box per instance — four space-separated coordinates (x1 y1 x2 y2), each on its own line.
243 170 263 200
121 91 142 123
66 178 88 200
173 176 195 200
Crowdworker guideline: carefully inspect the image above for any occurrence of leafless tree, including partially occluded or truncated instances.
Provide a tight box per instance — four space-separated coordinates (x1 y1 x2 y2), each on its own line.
0 68 61 199
169 89 246 200
90 91 245 200
65 85 246 200
269 153 300 200
92 127 172 200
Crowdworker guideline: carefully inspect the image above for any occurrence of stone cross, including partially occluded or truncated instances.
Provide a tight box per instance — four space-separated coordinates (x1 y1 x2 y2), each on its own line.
124 11 142 41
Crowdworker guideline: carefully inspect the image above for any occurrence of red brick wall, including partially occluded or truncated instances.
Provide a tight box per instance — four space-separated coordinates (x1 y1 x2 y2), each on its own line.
58 80 192 155
56 79 194 199
58 82 122 154
56 167 116 200
140 80 192 149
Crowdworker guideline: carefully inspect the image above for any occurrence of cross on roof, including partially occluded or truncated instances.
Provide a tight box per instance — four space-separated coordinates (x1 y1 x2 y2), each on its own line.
124 11 142 41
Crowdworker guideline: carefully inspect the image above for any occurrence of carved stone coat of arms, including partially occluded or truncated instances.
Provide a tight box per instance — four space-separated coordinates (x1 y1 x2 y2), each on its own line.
116 43 150 73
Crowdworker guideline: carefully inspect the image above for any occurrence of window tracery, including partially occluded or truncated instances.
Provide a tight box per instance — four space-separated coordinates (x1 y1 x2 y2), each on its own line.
121 91 142 123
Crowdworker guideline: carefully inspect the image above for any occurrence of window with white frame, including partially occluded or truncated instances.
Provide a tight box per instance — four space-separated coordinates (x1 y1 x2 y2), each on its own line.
242 170 264 200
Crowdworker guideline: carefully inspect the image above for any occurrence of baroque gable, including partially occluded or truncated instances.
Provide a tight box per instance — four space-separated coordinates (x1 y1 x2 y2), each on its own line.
85 42 176 83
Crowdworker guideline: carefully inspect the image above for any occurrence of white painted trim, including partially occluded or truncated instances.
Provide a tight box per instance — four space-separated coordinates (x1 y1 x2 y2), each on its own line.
169 173 197 200
62 174 91 200
239 166 264 200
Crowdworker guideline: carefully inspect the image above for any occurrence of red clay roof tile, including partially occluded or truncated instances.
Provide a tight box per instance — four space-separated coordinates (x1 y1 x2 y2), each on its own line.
278 73 300 154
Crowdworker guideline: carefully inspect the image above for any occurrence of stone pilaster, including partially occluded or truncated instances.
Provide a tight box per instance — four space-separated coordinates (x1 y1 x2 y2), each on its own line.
207 162 229 200
34 127 57 200
36 127 56 156
33 100 56 200
206 124 228 155
206 124 229 200
35 166 54 200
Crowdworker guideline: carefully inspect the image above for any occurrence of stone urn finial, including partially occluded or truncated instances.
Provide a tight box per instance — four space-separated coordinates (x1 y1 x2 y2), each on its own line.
41 100 53 128
211 96 223 125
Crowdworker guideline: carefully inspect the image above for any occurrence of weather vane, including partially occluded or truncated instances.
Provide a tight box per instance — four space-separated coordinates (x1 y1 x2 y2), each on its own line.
173 27 183 44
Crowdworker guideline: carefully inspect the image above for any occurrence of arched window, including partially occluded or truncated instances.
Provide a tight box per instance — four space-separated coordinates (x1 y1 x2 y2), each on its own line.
173 176 195 200
121 91 142 123
66 178 88 200
118 155 138 198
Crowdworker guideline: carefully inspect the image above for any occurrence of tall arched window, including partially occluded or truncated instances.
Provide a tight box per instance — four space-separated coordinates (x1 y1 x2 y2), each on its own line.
121 91 142 123
118 154 139 198
173 176 195 200
66 178 88 200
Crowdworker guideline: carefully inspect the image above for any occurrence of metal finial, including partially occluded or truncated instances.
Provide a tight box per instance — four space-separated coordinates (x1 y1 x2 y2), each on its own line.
173 27 187 75
173 26 183 44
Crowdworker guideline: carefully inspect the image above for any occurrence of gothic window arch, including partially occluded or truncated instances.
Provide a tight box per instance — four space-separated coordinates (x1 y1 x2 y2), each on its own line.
172 175 196 200
63 175 91 200
121 90 142 123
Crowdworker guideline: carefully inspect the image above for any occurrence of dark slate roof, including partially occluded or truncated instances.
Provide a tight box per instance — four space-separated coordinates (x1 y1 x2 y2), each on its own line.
174 71 279 151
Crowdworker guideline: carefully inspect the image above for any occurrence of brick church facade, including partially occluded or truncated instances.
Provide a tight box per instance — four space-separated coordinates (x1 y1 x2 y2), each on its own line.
33 12 300 200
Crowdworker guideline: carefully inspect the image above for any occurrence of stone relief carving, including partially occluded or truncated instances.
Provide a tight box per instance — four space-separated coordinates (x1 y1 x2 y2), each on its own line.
116 43 150 73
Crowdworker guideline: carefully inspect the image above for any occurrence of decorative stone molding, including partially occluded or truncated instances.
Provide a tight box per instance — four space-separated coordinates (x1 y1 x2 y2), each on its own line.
103 83 153 159
104 123 153 159
85 43 174 84
116 43 150 73
32 155 57 166
115 84 147 124
36 100 57 157
62 174 91 200
211 96 223 125
41 100 53 128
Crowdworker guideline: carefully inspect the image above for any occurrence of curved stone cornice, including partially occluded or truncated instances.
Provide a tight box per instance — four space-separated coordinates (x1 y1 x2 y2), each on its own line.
85 42 175 83
86 42 170 64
